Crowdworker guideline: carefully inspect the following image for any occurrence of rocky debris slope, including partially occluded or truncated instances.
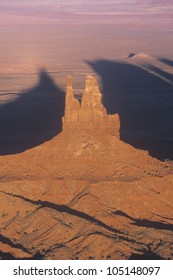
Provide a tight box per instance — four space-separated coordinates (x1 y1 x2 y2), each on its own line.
0 75 173 260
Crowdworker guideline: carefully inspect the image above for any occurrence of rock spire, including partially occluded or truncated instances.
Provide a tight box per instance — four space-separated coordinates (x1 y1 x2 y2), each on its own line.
63 75 120 138
62 75 80 129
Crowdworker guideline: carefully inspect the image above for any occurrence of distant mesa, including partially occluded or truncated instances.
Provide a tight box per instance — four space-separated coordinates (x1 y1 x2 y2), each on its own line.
62 75 120 138
127 52 151 59
127 53 136 58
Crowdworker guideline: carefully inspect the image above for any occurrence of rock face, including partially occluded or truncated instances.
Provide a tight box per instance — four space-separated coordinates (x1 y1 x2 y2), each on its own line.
63 75 120 138
0 75 173 260
62 75 80 130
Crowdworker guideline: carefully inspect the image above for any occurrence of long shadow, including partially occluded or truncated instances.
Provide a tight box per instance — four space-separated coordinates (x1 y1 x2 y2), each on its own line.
143 63 173 83
1 191 121 234
159 57 173 68
0 251 16 260
1 192 148 260
0 234 31 254
0 250 43 260
87 59 173 160
129 250 164 260
0 70 65 155
113 210 173 231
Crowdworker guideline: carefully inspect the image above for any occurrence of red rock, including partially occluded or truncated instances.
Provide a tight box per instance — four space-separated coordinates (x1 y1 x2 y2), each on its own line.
63 75 120 137
0 75 173 260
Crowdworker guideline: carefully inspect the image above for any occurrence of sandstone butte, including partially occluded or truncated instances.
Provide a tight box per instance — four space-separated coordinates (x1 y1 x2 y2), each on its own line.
0 75 173 260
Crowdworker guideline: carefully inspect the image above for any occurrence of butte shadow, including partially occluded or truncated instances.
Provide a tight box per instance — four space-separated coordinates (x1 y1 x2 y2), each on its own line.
87 59 173 160
159 57 173 68
0 70 65 155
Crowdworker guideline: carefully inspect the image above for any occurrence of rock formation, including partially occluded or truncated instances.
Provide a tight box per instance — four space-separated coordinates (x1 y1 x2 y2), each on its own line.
62 75 80 130
0 75 173 260
63 75 120 138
